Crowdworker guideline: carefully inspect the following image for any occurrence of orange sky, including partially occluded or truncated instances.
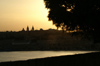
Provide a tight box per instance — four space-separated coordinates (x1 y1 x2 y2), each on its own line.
0 0 56 31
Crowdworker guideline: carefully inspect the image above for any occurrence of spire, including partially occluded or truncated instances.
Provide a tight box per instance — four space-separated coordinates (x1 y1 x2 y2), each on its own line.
31 26 34 31
27 26 29 31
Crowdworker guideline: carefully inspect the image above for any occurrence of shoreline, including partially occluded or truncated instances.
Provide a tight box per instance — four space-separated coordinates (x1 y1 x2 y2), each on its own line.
0 50 99 52
0 52 100 66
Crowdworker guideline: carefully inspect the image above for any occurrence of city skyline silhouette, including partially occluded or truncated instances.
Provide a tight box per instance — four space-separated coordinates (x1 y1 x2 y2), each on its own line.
0 0 56 31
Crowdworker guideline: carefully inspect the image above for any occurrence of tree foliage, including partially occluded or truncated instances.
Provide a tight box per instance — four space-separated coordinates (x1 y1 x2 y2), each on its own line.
44 0 100 31
44 0 100 43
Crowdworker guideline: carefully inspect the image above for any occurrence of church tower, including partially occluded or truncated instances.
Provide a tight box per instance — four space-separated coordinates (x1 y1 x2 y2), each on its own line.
31 26 34 31
27 26 29 31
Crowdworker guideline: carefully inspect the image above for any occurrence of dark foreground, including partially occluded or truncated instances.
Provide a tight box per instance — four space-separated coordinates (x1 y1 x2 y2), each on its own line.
0 52 100 66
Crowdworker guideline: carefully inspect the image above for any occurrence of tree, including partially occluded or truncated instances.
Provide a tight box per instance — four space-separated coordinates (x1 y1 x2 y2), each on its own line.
44 0 100 43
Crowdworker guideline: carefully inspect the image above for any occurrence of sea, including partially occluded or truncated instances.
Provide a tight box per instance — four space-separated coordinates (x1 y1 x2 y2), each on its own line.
0 51 96 62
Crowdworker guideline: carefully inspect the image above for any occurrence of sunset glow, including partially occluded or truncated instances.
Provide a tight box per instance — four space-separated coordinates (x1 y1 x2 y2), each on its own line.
0 0 56 31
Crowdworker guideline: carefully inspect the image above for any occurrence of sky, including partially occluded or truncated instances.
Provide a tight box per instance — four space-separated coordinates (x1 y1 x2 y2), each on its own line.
0 0 56 31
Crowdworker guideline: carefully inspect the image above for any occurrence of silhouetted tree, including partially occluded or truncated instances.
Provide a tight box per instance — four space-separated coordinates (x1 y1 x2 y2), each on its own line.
44 0 100 43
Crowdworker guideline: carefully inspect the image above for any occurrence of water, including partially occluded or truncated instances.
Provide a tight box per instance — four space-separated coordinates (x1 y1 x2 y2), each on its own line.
0 51 96 62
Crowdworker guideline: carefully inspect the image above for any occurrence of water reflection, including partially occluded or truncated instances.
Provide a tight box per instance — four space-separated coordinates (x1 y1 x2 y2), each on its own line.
0 51 96 62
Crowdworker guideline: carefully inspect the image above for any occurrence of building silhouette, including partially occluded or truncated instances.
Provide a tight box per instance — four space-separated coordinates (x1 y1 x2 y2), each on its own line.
31 26 34 31
22 28 25 31
27 26 29 31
